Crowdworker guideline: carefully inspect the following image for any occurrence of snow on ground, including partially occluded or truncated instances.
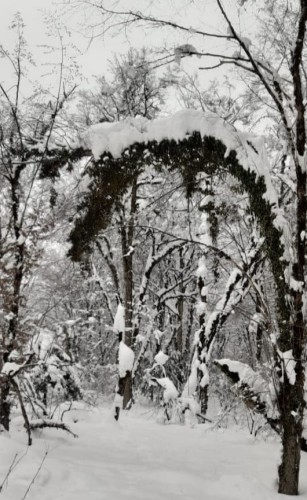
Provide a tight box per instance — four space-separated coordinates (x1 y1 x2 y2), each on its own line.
1 404 307 500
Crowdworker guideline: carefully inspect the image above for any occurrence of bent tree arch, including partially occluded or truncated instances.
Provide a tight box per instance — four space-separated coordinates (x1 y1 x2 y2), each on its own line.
69 111 305 495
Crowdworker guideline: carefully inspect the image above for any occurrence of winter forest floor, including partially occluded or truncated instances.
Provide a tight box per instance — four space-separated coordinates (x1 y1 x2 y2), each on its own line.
1 402 307 500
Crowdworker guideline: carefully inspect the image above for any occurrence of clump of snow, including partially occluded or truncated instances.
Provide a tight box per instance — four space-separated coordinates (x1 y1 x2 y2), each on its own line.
216 358 276 414
118 341 135 377
82 110 239 161
196 209 213 247
155 377 179 403
113 303 125 334
195 301 207 316
135 334 145 343
114 393 123 407
174 44 198 64
8 349 19 360
179 396 201 426
248 313 264 336
1 362 20 376
280 350 296 385
32 329 54 360
154 329 165 344
289 277 304 292
217 359 267 394
182 351 199 397
154 351 169 366
82 117 147 160
199 363 210 388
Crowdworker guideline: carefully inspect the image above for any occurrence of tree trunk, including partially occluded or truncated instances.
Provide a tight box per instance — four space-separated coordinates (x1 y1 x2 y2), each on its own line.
115 368 133 420
199 385 209 415
0 348 10 430
121 230 134 410
120 370 133 411
0 378 10 431
119 178 138 411
175 247 184 353
278 425 301 495
278 368 305 495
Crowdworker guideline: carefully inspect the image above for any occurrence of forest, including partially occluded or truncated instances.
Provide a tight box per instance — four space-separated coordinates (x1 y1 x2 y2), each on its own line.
1 0 307 498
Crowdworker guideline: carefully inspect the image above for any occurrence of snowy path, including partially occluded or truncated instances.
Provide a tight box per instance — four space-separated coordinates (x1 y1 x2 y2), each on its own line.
1 405 307 500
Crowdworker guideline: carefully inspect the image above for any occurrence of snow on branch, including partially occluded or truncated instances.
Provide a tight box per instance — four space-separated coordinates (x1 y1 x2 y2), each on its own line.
202 236 263 349
113 304 125 334
81 110 289 242
118 341 135 377
151 377 178 403
183 237 263 400
215 359 280 433
30 419 78 438
82 110 251 169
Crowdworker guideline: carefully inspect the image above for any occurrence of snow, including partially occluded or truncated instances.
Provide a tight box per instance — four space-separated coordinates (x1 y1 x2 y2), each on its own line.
289 277 304 292
1 404 307 500
217 359 268 394
32 329 54 360
1 362 20 376
195 300 207 316
216 359 275 414
155 377 179 402
113 303 125 334
154 351 169 366
82 109 293 263
82 110 238 161
199 363 210 388
182 351 199 397
248 313 263 335
118 341 135 377
82 118 147 160
280 349 296 385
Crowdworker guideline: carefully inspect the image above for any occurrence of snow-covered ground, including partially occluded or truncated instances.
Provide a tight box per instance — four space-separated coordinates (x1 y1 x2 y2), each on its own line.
1 404 307 500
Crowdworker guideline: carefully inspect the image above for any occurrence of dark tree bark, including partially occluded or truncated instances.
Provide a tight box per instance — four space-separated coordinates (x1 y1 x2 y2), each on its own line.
0 377 10 431
118 177 138 410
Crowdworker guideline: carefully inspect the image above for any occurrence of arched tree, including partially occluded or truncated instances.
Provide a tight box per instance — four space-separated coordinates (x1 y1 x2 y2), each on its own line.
69 108 305 495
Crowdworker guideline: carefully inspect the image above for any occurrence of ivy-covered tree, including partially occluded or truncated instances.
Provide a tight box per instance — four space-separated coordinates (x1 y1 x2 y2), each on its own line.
64 0 307 494
69 103 307 494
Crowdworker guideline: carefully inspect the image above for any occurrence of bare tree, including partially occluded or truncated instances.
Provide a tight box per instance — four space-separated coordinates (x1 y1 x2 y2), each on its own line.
0 15 83 432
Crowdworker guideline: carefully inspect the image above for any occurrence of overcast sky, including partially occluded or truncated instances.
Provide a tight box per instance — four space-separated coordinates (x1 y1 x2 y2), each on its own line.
0 0 253 107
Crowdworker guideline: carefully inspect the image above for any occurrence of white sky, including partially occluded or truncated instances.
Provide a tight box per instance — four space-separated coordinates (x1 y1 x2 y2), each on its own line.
0 0 255 105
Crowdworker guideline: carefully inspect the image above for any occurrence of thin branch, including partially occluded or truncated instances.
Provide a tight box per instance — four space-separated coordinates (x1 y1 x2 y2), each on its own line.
10 377 32 446
96 4 232 40
29 419 78 438
21 451 48 500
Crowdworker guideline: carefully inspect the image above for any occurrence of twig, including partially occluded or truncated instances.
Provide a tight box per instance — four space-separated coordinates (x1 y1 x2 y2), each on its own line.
21 451 48 500
10 378 32 446
0 453 18 493
196 412 213 423
60 401 73 422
